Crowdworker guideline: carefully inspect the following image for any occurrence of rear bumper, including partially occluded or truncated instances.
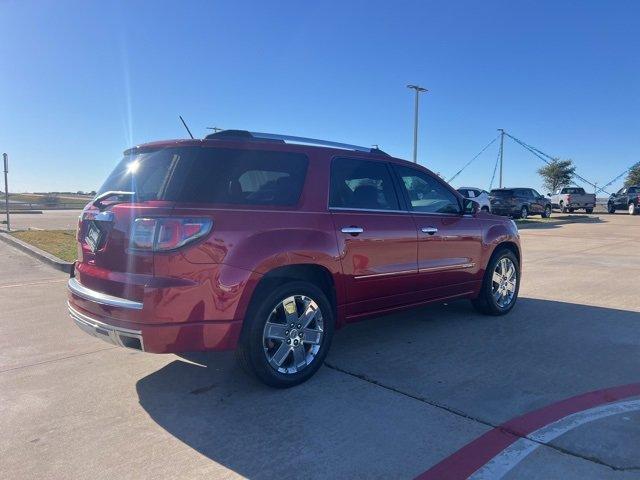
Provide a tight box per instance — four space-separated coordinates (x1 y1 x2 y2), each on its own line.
69 302 145 350
490 207 517 216
67 264 255 353
68 277 142 310
566 203 595 208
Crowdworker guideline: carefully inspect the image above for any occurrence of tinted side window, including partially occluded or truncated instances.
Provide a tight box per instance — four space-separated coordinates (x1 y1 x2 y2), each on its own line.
329 158 399 210
395 165 461 214
168 148 308 206
628 187 637 194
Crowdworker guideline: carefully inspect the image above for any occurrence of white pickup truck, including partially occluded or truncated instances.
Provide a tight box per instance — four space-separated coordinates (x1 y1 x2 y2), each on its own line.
549 187 596 213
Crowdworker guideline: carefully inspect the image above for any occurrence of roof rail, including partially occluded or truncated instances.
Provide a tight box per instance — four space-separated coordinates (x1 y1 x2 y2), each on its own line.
204 130 387 154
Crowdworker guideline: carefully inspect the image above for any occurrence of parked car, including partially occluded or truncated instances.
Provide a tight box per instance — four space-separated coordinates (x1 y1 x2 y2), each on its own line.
607 185 640 215
68 130 521 387
457 187 491 212
489 188 552 219
549 187 595 213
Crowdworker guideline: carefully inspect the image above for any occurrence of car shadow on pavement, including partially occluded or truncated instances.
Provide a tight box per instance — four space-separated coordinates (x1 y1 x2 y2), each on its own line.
516 216 604 230
135 297 640 478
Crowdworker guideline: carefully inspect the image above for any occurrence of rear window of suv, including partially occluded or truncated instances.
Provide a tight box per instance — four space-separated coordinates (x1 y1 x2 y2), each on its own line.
98 147 309 207
97 148 183 201
490 189 514 197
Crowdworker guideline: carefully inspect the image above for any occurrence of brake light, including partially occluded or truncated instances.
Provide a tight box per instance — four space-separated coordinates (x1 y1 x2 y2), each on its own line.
131 217 213 251
566 195 572 203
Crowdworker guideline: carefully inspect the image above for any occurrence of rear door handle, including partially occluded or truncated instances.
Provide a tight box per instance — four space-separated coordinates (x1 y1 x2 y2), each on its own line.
341 226 364 235
421 226 438 235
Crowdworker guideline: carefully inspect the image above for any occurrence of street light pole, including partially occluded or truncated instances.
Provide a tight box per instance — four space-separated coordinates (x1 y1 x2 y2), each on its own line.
407 84 427 163
3 153 9 232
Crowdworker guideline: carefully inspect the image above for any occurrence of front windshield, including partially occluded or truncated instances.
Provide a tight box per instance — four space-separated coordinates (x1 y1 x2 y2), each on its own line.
96 149 180 201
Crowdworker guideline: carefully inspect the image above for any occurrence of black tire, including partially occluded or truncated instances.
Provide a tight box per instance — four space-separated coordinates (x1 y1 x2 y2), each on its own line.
585 208 594 214
481 206 490 213
541 205 552 218
608 203 616 214
519 205 529 219
236 280 334 388
568 207 574 213
471 248 520 316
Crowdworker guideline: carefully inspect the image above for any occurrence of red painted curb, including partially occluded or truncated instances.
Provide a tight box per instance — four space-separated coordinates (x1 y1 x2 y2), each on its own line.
416 382 640 480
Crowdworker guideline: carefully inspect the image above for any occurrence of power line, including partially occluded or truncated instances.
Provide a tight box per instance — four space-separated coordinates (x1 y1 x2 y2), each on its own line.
503 131 603 193
595 163 639 194
489 140 502 190
447 135 499 183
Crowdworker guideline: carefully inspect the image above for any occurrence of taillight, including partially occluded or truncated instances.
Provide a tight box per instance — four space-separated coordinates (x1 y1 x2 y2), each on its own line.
567 195 572 203
131 217 213 251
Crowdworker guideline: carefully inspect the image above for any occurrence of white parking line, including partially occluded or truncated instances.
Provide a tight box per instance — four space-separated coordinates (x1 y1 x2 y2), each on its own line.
470 399 640 479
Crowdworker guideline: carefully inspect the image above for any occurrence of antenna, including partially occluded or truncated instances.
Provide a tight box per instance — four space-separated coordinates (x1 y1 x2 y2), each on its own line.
179 115 194 139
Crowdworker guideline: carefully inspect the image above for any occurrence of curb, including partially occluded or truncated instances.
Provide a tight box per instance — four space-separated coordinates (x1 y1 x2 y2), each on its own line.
0 232 73 273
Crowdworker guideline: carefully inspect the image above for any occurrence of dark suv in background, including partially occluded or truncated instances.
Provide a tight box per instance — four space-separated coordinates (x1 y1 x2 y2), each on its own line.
607 185 640 215
68 130 521 387
489 188 552 219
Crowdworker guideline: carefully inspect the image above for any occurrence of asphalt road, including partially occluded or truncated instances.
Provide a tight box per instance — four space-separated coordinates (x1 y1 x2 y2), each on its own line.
1 209 81 231
1 213 639 479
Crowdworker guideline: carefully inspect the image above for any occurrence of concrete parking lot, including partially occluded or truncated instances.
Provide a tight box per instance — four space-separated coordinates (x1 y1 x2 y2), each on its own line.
1 213 639 479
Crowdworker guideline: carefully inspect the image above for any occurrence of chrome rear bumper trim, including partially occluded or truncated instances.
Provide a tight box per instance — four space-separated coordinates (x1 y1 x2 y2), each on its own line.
68 277 143 310
68 303 144 351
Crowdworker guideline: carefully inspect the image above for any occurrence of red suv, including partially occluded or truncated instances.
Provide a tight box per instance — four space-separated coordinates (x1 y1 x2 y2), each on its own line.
68 130 521 387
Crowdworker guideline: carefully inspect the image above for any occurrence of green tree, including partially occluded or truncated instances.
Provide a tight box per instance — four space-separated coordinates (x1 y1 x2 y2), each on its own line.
624 162 640 187
537 159 576 193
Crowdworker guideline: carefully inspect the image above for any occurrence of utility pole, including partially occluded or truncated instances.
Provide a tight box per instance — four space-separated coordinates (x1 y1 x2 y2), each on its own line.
498 129 505 188
3 153 9 232
407 85 428 163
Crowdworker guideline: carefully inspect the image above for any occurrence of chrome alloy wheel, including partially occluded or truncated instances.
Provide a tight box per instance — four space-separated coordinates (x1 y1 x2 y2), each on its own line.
491 257 517 308
262 295 324 374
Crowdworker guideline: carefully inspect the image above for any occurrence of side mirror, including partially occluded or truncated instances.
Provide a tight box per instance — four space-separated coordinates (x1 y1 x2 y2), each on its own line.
546 193 551 197
464 198 480 215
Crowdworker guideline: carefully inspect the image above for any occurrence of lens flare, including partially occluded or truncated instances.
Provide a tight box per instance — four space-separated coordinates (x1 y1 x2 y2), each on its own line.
126 160 140 174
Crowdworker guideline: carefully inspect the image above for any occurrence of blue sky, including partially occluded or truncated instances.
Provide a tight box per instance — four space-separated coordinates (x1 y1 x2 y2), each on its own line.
1 0 638 194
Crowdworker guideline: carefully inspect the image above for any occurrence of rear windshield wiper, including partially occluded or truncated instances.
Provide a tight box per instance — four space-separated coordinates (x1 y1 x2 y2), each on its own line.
92 191 135 210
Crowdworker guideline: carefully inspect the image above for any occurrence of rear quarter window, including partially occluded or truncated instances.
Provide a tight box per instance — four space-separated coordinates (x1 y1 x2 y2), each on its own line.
168 148 309 206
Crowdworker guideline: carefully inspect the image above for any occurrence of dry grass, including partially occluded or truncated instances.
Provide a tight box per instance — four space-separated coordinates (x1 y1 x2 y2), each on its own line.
11 229 77 262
